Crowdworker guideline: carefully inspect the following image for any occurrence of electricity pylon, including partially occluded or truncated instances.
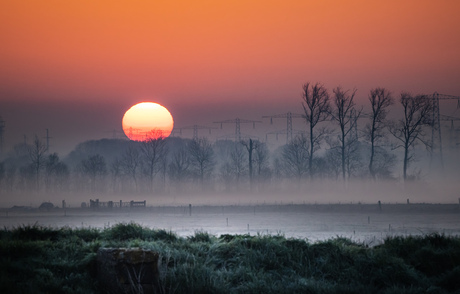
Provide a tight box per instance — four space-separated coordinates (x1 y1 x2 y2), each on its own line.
213 118 261 141
262 112 304 143
178 125 217 140
421 92 460 169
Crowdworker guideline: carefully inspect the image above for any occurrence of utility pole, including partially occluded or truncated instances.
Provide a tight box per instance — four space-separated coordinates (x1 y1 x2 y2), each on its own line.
213 118 261 141
262 112 303 143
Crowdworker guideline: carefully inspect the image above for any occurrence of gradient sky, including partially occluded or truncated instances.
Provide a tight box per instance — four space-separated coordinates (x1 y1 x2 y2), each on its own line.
1 0 460 155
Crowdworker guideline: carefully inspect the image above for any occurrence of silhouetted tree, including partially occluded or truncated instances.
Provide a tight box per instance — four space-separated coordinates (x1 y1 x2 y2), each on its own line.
27 136 48 192
140 138 167 192
120 147 141 192
388 93 432 181
302 82 331 179
281 134 309 182
253 141 271 186
330 87 361 182
218 143 247 192
81 154 107 193
110 158 122 193
371 147 397 179
325 148 342 180
231 143 248 188
168 145 191 191
365 88 394 180
241 138 263 191
44 153 69 192
188 138 215 189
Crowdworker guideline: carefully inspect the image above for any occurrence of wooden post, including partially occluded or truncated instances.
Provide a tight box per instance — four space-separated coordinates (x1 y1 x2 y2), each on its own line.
378 200 382 212
189 204 192 216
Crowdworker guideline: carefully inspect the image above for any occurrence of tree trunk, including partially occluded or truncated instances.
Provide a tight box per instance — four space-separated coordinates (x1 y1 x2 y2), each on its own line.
369 127 376 180
309 124 314 179
341 132 346 182
403 144 408 182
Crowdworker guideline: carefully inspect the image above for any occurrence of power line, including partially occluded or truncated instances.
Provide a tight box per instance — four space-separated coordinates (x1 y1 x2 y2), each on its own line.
213 118 261 141
262 112 304 143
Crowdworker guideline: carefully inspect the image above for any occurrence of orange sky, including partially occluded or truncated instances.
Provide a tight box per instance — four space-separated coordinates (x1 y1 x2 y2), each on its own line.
1 0 460 154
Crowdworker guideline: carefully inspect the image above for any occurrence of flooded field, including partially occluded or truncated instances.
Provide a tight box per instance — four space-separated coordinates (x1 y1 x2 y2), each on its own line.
1 204 459 245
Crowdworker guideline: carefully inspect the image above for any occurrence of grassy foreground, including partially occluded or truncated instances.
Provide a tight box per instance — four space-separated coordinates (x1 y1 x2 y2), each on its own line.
1 223 460 294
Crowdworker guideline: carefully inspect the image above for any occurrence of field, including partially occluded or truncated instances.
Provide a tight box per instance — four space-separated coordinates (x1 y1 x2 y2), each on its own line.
1 203 460 245
1 204 460 293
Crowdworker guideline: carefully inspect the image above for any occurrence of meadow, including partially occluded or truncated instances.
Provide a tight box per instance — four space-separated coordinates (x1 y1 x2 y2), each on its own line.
1 222 460 294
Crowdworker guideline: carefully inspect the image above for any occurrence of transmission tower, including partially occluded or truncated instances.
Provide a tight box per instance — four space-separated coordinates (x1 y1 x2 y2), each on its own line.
262 112 303 143
178 125 217 140
0 116 5 155
213 118 261 141
421 92 460 169
43 128 52 152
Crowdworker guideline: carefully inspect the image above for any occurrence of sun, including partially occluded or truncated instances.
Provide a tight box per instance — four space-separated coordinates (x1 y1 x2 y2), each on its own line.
122 102 174 141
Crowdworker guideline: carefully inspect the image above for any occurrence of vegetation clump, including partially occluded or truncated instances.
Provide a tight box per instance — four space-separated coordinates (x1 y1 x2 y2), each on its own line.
1 223 459 293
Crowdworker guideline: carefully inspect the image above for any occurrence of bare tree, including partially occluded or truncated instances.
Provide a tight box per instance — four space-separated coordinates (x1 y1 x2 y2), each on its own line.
231 143 248 188
188 138 215 189
281 134 309 182
241 139 264 191
365 88 394 179
140 138 167 192
388 93 432 182
253 141 270 182
81 154 107 193
325 148 342 180
329 87 361 182
302 82 331 178
168 145 191 184
120 147 141 192
110 158 122 193
219 143 247 192
371 148 397 179
44 153 69 192
28 136 48 192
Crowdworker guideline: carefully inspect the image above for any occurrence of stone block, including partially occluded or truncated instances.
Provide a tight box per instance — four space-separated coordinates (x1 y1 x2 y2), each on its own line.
97 248 162 294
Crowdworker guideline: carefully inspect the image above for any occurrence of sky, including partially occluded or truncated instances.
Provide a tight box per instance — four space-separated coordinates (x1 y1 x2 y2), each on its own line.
1 0 460 155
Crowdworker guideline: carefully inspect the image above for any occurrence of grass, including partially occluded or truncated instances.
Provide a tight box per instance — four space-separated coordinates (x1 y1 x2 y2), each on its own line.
1 222 460 293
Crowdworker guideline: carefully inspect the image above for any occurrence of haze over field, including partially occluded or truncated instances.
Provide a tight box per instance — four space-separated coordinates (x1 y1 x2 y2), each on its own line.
1 1 460 206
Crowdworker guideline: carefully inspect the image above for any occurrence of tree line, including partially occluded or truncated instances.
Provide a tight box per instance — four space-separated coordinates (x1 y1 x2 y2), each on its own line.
0 83 441 196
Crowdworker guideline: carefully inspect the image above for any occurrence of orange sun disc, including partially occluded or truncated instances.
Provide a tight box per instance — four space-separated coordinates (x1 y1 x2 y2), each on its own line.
122 102 174 141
